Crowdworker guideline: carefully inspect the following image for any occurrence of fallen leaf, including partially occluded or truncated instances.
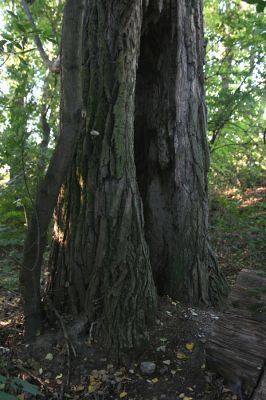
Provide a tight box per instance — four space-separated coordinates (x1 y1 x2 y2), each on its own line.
120 392 127 398
75 385 84 392
88 384 95 393
162 359 171 365
45 353 53 361
170 370 176 375
176 351 188 360
156 345 166 352
115 371 123 377
185 342 194 352
152 378 158 383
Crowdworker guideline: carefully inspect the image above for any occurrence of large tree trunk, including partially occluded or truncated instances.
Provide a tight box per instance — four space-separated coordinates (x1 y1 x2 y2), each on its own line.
134 0 228 305
48 0 228 350
48 0 157 351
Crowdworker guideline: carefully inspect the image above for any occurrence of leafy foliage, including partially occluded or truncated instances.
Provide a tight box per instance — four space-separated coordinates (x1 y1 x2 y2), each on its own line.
243 0 266 12
0 0 265 254
205 0 266 189
0 374 44 398
0 0 61 245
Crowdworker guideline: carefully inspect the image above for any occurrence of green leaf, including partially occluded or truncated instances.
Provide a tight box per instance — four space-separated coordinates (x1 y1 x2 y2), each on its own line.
6 10 18 19
0 375 44 397
256 2 266 11
0 392 17 400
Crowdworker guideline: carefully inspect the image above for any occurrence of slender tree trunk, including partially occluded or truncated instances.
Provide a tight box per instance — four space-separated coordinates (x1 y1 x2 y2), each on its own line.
20 0 85 339
48 0 157 351
134 0 228 305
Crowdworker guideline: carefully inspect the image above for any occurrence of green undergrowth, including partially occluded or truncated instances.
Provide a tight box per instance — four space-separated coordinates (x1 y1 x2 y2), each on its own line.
209 184 266 280
0 243 21 291
0 183 265 292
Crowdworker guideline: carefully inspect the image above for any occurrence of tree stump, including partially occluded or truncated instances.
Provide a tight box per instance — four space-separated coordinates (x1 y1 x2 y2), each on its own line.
206 269 266 399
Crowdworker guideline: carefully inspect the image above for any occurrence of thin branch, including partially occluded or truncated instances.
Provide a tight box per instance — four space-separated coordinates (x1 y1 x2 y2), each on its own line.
209 55 265 147
20 0 60 73
211 140 252 153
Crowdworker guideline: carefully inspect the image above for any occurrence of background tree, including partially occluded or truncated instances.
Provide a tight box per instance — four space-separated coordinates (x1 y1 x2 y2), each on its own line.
0 0 62 244
205 0 266 189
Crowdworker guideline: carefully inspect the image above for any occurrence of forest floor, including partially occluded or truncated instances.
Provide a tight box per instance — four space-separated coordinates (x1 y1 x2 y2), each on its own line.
0 185 265 400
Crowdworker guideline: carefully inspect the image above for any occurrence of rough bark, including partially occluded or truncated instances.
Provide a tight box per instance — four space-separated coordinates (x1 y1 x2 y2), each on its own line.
48 0 157 351
20 0 85 339
134 0 228 305
48 0 228 350
206 269 266 399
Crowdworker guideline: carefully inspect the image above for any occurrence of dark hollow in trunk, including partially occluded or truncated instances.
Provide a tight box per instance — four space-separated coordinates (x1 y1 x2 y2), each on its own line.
134 0 228 304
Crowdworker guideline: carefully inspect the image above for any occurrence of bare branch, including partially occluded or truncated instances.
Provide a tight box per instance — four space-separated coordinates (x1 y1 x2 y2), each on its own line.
21 0 60 73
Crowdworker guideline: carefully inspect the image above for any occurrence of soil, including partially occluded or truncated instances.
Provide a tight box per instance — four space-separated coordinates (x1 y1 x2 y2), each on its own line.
0 287 239 400
0 186 265 400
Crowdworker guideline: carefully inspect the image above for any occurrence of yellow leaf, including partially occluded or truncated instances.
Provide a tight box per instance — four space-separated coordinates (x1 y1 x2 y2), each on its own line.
120 391 127 398
89 375 97 385
176 351 188 360
183 397 193 400
88 385 95 393
75 385 84 392
152 378 158 383
185 342 194 352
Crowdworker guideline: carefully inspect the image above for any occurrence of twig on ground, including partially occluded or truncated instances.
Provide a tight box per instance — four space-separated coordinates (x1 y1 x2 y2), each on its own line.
46 297 76 396
14 363 54 393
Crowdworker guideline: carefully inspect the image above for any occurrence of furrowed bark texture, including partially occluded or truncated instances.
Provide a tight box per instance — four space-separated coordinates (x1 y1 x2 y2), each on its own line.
48 0 157 350
20 0 85 339
48 0 228 351
135 0 228 304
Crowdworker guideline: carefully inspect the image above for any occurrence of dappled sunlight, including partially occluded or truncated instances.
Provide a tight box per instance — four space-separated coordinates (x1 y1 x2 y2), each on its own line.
0 318 12 327
220 186 266 207
241 195 265 207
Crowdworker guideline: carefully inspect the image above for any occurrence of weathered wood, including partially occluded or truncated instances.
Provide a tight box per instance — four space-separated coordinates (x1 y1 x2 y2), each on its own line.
206 269 266 399
253 368 266 400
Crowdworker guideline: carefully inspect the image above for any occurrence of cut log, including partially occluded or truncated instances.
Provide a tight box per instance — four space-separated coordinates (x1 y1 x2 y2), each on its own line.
206 269 266 399
253 369 266 400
